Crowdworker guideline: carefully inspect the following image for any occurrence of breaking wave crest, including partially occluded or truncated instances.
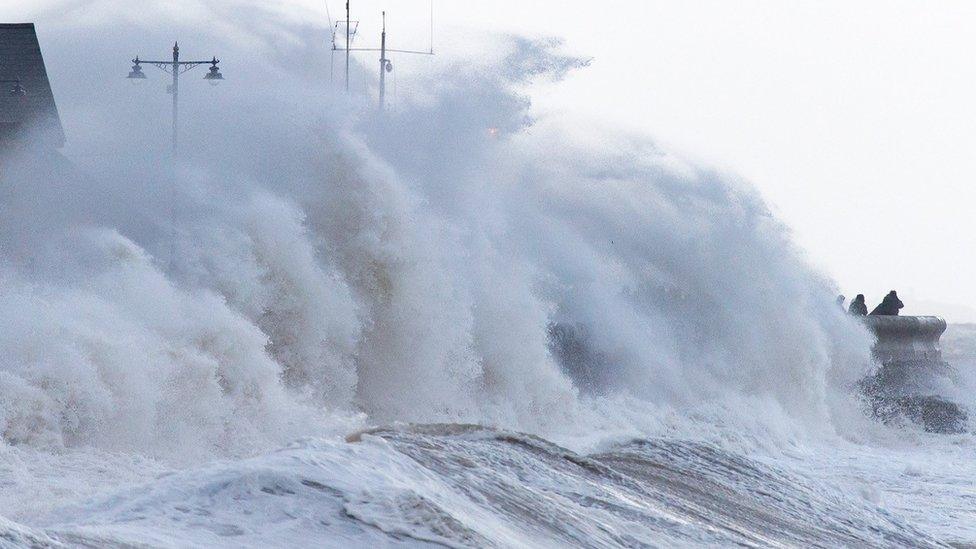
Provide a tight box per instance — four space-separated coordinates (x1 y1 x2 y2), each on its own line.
0 17 972 545
0 36 877 458
8 425 943 548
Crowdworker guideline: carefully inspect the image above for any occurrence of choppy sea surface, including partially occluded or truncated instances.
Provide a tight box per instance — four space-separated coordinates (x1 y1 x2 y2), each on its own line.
2 31 975 546
4 327 974 548
6 322 976 549
1 419 973 548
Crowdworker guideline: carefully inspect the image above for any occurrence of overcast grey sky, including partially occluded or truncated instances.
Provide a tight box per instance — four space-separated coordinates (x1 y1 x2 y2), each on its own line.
6 0 976 320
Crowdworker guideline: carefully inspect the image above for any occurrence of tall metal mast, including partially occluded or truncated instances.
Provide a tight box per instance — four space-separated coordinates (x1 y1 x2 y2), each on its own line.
171 42 179 153
330 2 434 108
379 12 388 109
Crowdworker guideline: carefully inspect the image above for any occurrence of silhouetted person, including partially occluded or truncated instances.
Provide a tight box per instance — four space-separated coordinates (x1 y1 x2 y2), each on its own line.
870 290 904 316
848 294 868 316
836 295 846 309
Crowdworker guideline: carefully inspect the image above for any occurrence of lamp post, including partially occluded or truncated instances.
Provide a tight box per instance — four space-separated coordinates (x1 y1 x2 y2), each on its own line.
125 43 223 270
126 43 223 155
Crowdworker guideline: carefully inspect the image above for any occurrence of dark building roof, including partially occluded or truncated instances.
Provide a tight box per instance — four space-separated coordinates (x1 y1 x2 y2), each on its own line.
0 23 64 147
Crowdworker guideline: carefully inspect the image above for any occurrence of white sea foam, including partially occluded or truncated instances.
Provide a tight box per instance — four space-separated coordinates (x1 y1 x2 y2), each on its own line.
0 10 971 547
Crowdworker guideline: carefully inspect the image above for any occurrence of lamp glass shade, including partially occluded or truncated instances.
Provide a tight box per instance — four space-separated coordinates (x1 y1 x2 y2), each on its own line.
127 64 147 79
204 67 223 82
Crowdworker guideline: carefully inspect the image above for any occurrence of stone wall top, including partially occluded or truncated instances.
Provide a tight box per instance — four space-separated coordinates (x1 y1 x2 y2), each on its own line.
862 315 947 342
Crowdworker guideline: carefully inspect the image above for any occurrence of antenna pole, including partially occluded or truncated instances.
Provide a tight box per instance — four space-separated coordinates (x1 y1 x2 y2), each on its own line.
333 5 434 109
170 41 180 271
379 11 387 110
172 42 180 155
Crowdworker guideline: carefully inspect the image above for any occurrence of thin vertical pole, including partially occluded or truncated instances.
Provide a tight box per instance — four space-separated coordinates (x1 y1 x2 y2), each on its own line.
170 42 180 270
345 1 350 92
379 11 387 110
172 42 179 155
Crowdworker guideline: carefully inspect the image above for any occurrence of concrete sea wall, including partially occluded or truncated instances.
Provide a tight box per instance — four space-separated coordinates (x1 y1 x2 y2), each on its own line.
860 315 967 433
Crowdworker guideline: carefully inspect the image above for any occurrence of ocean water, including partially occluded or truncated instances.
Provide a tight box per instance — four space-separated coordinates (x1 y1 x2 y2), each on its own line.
0 31 974 548
1 422 973 547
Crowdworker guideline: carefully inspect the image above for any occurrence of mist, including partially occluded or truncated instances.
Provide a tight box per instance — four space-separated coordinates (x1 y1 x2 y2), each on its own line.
0 2 886 464
6 4 976 548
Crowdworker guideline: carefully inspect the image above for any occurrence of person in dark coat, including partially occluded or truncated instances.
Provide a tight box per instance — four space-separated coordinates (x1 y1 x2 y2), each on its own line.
848 294 868 315
870 290 904 316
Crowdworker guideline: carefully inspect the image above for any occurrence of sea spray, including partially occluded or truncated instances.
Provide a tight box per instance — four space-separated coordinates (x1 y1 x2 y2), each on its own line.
0 11 970 546
0 34 880 456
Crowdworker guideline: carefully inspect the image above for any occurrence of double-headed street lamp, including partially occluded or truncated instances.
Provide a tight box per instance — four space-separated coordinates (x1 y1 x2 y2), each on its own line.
126 42 224 155
126 43 223 269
